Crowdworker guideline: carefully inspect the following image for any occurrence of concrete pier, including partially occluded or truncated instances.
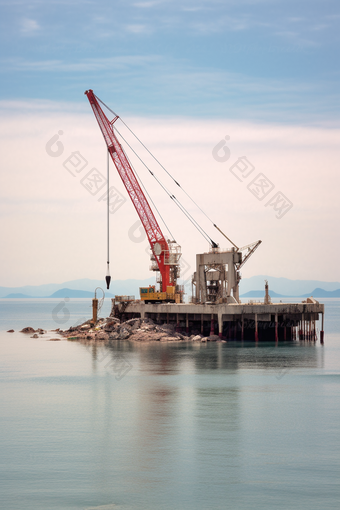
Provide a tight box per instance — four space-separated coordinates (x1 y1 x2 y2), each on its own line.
112 298 324 342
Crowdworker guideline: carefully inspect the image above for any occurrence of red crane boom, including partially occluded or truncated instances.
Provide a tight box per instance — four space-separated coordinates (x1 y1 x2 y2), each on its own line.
85 89 174 292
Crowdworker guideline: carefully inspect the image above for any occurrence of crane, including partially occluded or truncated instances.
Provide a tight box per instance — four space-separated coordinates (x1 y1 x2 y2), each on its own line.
85 89 182 303
85 90 262 305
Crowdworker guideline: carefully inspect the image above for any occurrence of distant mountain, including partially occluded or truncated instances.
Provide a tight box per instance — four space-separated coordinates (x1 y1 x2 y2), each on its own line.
239 275 340 296
241 287 340 299
4 288 121 299
48 288 116 299
0 278 154 299
2 276 340 299
301 288 340 298
240 290 287 298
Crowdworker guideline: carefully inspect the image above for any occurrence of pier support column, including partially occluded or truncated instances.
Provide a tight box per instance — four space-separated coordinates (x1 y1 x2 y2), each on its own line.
210 314 215 336
302 313 305 340
241 317 244 341
218 312 223 339
201 314 204 335
255 314 258 342
275 313 278 343
186 313 189 336
167 313 169 325
176 313 179 333
92 298 98 324
320 312 324 344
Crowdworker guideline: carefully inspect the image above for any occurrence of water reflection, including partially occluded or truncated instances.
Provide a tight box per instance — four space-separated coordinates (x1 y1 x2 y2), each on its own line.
0 301 336 510
86 340 323 378
78 339 324 502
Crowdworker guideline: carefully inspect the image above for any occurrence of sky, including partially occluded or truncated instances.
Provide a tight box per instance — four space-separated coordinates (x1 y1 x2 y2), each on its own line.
0 0 339 288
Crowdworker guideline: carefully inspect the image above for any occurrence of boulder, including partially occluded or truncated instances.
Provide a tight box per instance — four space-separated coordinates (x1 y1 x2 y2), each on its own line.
174 333 186 340
20 327 35 334
192 335 202 341
31 334 39 338
158 323 175 333
125 318 141 327
7 329 14 333
130 331 150 342
142 318 154 325
151 332 168 341
160 336 180 342
141 325 154 331
131 330 168 342
97 332 109 341
118 323 132 332
208 335 220 341
106 318 120 326
105 321 119 332
131 320 142 331
118 328 131 340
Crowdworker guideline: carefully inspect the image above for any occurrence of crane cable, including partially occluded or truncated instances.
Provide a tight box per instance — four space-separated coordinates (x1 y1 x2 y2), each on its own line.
95 94 218 248
113 123 216 247
122 144 176 242
96 95 228 246
106 150 111 289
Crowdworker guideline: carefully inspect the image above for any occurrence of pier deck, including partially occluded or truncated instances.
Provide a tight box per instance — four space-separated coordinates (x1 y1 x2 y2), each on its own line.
112 299 325 342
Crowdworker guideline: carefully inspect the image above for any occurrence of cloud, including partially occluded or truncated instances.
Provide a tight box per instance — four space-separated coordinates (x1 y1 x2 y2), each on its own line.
20 18 40 35
134 0 164 7
191 17 249 34
274 30 319 48
1 55 160 72
0 98 87 113
0 54 338 124
125 24 149 34
0 101 339 286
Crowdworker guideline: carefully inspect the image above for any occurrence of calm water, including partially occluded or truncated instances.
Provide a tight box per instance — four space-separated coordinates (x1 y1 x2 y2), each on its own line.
1 298 340 510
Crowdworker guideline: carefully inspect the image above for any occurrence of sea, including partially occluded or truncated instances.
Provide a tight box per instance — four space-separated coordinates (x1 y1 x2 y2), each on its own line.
0 297 340 510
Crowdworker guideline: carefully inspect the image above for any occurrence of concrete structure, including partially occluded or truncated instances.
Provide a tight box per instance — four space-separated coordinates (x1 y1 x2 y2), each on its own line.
192 249 241 304
112 250 325 343
111 298 324 342
264 280 271 305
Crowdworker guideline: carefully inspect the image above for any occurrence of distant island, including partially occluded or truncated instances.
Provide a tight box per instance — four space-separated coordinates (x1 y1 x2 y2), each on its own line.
1 276 340 299
4 288 116 299
240 288 340 298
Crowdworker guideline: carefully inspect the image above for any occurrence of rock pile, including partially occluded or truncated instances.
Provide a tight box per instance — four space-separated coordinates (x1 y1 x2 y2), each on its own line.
19 327 46 338
59 317 221 343
16 318 225 343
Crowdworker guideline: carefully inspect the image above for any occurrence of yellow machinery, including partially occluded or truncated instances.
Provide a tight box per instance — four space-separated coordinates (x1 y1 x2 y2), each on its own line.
140 285 181 303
